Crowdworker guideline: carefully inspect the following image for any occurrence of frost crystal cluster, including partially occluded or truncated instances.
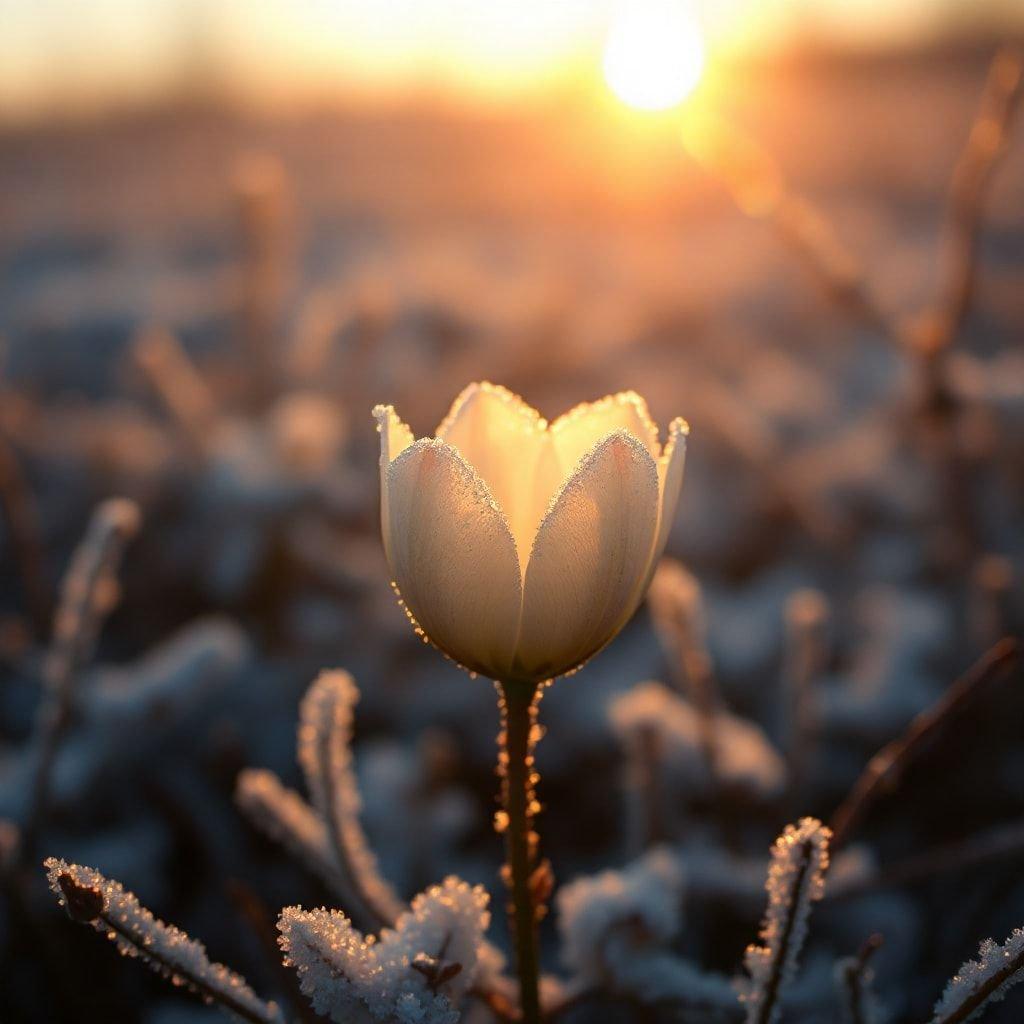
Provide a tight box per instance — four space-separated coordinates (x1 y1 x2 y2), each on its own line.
932 928 1024 1024
738 817 832 1024
278 876 490 1024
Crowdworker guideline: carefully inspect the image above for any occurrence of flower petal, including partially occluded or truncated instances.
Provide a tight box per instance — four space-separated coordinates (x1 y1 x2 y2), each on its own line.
618 416 690 640
550 392 661 478
436 382 553 567
514 431 659 681
384 438 522 678
654 417 689 560
373 404 415 564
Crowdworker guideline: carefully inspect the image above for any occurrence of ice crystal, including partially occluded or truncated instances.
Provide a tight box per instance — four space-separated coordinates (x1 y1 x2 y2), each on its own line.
932 927 1024 1023
738 817 832 1024
297 669 404 927
279 876 490 1024
44 858 283 1023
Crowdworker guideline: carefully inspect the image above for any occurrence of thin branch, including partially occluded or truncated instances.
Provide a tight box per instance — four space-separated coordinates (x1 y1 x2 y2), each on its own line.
829 820 1024 901
741 819 831 1024
22 499 140 858
757 841 811 1024
838 933 884 1024
929 46 1024 354
829 638 1020 852
0 426 50 638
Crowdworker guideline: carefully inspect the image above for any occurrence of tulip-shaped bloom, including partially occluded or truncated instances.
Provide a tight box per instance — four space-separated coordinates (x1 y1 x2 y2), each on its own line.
374 383 688 683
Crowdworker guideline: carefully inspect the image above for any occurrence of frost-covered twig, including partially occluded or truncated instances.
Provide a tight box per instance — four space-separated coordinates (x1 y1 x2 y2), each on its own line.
738 818 831 1024
932 927 1024 1024
44 858 284 1024
297 670 404 929
836 933 884 1024
23 499 140 857
829 638 1020 851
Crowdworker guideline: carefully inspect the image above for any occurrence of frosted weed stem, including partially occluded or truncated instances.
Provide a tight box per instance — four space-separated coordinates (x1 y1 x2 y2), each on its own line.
498 681 544 1024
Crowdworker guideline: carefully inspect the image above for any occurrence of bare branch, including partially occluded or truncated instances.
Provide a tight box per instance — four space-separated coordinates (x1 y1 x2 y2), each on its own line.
829 638 1020 851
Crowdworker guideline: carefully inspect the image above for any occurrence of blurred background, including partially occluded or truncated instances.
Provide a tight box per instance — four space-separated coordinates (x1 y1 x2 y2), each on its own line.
1 1 1024 1022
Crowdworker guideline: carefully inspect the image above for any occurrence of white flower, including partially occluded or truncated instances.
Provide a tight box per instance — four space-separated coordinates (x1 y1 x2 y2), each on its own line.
374 384 688 682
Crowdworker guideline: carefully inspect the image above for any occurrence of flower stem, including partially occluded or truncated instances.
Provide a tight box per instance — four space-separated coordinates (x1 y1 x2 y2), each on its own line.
499 680 542 1024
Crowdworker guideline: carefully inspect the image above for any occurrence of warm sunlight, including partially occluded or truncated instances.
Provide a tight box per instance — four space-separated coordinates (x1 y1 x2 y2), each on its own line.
602 1 705 111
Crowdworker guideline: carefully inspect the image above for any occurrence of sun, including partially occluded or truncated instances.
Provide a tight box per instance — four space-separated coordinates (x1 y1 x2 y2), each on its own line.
603 1 705 112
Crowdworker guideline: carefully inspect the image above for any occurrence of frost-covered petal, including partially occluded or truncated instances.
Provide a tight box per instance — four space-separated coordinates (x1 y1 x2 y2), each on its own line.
550 392 661 474
653 417 688 559
515 431 659 680
373 404 415 564
384 438 522 678
435 382 552 565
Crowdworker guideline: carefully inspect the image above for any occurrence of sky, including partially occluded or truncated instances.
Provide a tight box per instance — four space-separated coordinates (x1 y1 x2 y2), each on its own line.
0 0 1019 119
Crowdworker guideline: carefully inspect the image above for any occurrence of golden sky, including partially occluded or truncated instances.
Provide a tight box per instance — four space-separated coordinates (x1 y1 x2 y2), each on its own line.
0 0 1019 118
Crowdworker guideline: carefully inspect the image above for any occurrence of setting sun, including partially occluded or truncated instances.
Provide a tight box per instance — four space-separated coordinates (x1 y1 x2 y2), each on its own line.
603 1 705 111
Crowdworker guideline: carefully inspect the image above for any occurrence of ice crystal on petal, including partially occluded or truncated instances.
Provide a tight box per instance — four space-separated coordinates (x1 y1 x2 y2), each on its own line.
44 858 283 1023
279 877 490 1024
932 928 1024 1023
738 818 831 1024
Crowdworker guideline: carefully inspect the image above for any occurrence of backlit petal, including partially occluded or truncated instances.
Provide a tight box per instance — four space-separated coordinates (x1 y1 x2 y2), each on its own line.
384 438 522 678
619 416 690 637
514 431 659 681
549 392 661 479
373 404 415 563
436 382 553 567
654 417 689 559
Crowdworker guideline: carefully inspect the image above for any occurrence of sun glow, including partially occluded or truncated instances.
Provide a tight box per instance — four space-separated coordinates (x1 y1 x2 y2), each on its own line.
603 1 705 112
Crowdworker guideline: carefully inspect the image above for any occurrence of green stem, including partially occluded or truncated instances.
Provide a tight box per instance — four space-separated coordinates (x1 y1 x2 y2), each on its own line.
499 680 542 1024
